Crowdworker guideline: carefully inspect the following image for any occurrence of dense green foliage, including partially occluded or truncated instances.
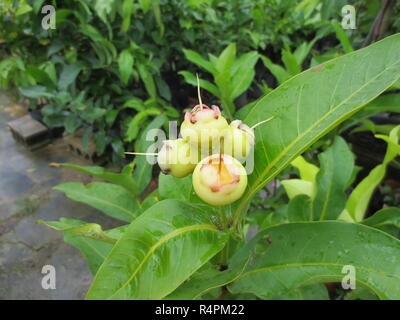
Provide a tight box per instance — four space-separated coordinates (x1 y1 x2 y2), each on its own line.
2 0 400 300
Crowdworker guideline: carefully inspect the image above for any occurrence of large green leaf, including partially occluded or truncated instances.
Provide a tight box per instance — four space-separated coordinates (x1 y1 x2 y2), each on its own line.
166 233 259 300
86 200 228 300
229 221 400 299
65 233 113 275
61 162 138 195
235 34 400 223
39 218 127 274
54 182 140 222
158 173 194 201
275 284 329 300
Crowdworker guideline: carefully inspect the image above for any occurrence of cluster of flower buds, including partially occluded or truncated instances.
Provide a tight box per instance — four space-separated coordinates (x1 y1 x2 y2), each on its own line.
157 104 254 206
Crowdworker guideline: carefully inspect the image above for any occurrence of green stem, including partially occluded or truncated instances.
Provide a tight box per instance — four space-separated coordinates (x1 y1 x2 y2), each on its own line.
218 206 230 266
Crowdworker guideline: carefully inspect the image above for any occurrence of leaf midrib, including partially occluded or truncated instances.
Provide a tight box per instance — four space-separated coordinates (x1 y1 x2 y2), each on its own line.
239 261 400 281
247 58 400 193
59 188 136 219
236 52 400 221
107 224 220 299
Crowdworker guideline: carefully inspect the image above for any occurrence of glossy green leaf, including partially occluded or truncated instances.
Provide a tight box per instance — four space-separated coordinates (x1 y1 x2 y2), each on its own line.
235 34 400 224
261 55 290 85
86 200 228 300
342 125 400 222
216 43 236 75
281 179 314 199
26 65 55 88
332 20 354 54
138 64 157 98
118 49 134 85
362 207 400 232
178 71 220 97
231 51 259 99
287 194 312 222
313 137 354 220
121 0 134 31
58 63 83 90
65 233 113 275
229 221 400 300
61 162 138 195
54 182 140 222
39 218 127 274
166 235 258 300
182 49 217 74
158 173 193 201
275 284 329 300
291 155 319 183
38 218 126 243
282 49 301 76
125 108 161 142
19 85 54 99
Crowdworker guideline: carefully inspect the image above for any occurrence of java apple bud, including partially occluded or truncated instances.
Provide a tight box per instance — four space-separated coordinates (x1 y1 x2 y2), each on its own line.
192 154 248 206
157 139 197 178
180 104 228 148
222 120 255 161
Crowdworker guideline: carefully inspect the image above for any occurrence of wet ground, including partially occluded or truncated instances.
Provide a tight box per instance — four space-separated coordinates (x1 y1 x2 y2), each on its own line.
0 92 118 299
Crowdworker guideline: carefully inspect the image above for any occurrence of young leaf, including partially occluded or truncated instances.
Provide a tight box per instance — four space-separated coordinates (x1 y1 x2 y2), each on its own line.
342 125 400 222
86 200 228 300
229 221 400 299
281 179 314 199
291 155 319 183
